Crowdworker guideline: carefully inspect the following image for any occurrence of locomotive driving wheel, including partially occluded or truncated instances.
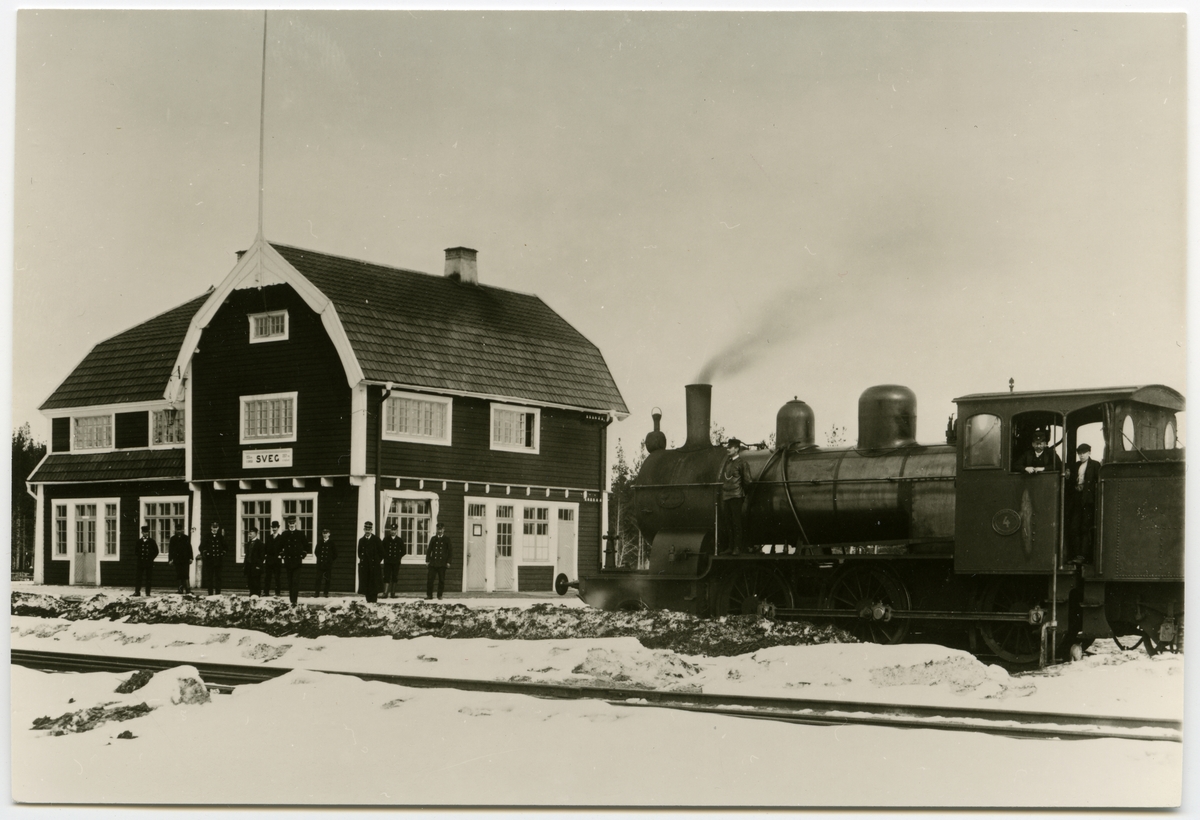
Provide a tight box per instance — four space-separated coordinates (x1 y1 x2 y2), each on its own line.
976 576 1046 665
714 569 794 617
820 565 911 644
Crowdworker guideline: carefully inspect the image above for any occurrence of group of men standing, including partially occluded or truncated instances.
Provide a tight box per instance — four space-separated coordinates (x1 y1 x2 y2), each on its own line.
355 520 452 603
134 516 454 604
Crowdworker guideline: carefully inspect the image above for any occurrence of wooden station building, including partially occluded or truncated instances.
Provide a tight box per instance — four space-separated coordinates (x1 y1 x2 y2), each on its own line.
28 237 628 595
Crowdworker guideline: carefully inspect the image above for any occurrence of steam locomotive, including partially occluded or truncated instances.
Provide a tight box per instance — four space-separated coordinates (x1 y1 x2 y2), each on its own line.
577 382 1185 663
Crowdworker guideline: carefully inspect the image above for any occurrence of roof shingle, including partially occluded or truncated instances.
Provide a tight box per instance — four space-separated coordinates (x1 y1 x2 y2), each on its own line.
29 450 185 483
273 243 628 414
39 293 210 411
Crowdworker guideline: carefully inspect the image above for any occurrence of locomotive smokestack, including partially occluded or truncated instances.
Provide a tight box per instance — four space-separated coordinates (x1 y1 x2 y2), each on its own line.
683 384 712 450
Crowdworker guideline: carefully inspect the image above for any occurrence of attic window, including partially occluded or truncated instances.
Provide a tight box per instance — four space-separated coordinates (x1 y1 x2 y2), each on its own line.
249 310 288 343
491 404 540 454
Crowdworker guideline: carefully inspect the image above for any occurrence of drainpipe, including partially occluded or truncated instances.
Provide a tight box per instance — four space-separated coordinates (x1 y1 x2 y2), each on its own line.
374 382 394 528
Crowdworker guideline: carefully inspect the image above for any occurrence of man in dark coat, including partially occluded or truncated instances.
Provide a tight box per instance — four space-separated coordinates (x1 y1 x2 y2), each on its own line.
314 527 337 597
1066 443 1101 564
1015 431 1063 474
425 523 452 600
199 520 227 595
357 521 383 603
168 527 194 594
243 526 266 596
720 439 753 555
278 517 311 604
134 525 158 597
381 522 408 599
263 521 283 596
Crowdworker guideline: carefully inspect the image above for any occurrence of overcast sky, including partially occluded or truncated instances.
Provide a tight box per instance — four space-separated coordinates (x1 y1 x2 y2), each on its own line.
9 9 1188 460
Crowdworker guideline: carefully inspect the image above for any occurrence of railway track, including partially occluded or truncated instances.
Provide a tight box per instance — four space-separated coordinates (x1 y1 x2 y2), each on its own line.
12 648 1181 744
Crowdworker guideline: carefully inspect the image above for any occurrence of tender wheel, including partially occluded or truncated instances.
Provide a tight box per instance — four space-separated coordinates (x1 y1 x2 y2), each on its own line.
715 569 794 617
977 576 1047 665
820 565 911 644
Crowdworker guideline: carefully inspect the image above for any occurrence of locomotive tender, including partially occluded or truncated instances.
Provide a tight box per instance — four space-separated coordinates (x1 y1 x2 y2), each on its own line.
578 382 1185 663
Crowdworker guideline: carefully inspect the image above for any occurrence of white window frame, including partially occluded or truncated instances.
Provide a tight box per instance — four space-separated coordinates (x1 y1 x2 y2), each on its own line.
462 498 578 593
71 414 114 452
139 496 189 560
489 403 541 454
248 310 289 343
381 489 440 564
51 498 121 564
234 492 318 564
240 391 298 445
53 504 68 559
383 391 453 447
150 408 186 448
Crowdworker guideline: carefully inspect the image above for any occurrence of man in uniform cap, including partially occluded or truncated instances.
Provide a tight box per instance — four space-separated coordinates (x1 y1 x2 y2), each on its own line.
278 516 311 604
1015 430 1062 474
134 525 158 597
357 521 383 603
719 438 753 554
263 521 283 596
381 522 408 599
1066 443 1101 564
199 520 227 595
425 523 453 600
168 526 194 594
314 526 337 597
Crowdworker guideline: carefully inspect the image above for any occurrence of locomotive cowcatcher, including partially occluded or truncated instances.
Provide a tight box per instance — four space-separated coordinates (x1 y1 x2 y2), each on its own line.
577 382 1184 664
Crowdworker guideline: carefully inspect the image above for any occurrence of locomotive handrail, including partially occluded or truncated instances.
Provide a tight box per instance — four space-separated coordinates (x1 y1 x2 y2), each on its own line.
635 476 954 490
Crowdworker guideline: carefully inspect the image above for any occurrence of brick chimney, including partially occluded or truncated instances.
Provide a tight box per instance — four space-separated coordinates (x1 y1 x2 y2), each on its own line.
444 247 478 284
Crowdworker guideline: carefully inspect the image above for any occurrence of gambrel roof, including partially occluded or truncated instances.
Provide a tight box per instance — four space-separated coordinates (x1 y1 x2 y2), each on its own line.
39 293 211 411
44 238 627 417
272 243 628 415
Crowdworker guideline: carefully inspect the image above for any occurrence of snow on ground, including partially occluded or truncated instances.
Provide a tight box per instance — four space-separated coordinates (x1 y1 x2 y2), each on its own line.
10 613 1183 807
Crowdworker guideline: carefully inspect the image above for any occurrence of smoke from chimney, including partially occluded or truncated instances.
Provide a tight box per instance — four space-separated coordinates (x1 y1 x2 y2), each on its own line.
694 286 809 383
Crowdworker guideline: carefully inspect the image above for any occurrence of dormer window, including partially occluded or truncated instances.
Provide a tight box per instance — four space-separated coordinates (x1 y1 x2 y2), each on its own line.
72 415 113 450
249 310 289 343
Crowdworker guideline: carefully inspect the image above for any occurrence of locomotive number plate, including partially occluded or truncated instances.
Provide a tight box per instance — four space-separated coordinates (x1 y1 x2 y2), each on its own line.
991 508 1022 536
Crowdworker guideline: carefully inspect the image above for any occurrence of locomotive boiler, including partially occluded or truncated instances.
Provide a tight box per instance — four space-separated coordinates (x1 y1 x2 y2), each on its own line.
578 381 1185 664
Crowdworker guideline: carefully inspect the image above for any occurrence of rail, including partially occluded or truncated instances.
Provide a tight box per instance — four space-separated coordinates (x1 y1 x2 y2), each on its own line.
12 649 1180 744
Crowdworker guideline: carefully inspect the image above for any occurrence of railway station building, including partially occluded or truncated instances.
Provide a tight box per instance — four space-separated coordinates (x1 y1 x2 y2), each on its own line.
27 237 628 595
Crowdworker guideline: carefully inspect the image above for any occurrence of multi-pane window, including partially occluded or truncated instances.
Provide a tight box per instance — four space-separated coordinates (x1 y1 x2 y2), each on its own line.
249 310 288 342
386 498 431 557
240 499 272 561
144 500 187 556
242 393 297 442
54 505 67 556
282 498 315 546
104 504 119 557
522 507 550 562
496 505 514 558
235 494 317 563
152 409 186 445
384 393 451 445
491 405 540 453
73 415 112 450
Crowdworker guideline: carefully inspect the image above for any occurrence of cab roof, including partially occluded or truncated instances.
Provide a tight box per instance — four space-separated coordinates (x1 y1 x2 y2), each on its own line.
953 385 1184 413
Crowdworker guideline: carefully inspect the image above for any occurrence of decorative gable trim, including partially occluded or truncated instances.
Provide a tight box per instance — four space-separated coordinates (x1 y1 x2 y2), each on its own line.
165 236 364 402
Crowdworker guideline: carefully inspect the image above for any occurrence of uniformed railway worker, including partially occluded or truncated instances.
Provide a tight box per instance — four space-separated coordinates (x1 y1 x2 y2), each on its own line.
357 521 383 603
243 526 266 596
168 527 194 594
314 527 337 597
278 517 311 605
1015 430 1062 474
720 438 753 555
425 523 452 600
263 521 283 596
1066 443 1101 564
199 521 227 596
134 525 158 597
381 522 408 599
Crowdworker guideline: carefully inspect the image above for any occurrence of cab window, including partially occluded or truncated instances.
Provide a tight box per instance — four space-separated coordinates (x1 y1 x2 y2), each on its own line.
963 414 1002 468
1010 411 1063 473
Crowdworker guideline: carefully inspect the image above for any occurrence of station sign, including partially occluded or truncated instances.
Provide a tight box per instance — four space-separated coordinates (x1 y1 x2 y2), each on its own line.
242 448 293 469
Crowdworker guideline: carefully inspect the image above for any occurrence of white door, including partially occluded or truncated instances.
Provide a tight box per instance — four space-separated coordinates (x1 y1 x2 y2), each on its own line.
73 504 98 585
465 504 487 591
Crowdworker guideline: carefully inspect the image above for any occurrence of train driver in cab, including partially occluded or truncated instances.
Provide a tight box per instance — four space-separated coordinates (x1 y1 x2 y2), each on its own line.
1014 429 1062 474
